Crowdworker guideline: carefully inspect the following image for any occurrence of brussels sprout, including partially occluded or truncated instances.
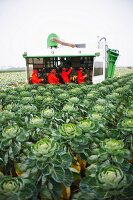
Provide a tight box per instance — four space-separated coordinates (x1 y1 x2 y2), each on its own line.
93 105 105 113
106 93 120 101
80 164 132 199
0 110 15 120
91 112 102 121
96 99 106 105
98 86 108 94
63 104 76 113
31 138 58 158
102 138 124 153
21 97 33 104
79 85 88 91
82 99 91 107
68 97 79 104
107 103 116 110
0 177 22 192
43 96 53 104
99 138 131 163
59 123 82 139
97 165 127 190
0 92 6 99
42 108 54 119
112 82 119 88
54 88 64 94
5 94 18 101
69 88 81 96
114 87 124 94
45 84 55 90
37 86 46 93
86 92 96 99
121 118 133 129
34 95 44 102
77 119 98 133
44 91 52 96
58 93 69 100
31 89 38 95
124 109 133 118
0 176 35 199
4 103 16 111
19 104 37 114
2 125 19 139
19 91 31 97
29 116 44 128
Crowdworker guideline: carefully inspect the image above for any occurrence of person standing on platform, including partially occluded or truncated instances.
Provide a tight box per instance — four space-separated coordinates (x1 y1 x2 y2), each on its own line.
77 67 87 84
61 67 73 83
31 69 44 84
47 69 60 84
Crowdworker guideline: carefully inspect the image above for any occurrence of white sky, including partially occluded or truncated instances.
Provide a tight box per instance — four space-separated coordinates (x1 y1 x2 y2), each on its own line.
0 0 133 67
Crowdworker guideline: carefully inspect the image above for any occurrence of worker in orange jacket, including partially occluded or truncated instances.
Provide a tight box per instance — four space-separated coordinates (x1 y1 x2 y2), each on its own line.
31 69 44 84
61 67 73 83
77 67 87 84
47 69 60 84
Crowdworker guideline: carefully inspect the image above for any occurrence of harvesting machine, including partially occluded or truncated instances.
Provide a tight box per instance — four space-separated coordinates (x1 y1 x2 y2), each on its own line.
23 33 119 84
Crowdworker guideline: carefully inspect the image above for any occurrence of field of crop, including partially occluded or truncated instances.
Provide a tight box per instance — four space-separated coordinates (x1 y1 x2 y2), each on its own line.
114 67 133 77
0 68 133 200
0 67 133 88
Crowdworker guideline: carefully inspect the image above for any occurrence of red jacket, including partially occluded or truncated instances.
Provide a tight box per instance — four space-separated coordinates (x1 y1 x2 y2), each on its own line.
61 68 72 83
31 70 43 84
77 70 87 84
47 71 59 84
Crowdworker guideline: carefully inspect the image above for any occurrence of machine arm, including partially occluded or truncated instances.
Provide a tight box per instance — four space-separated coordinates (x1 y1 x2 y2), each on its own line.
51 38 86 48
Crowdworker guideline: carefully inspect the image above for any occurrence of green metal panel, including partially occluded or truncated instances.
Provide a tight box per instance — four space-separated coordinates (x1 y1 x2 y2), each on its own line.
23 54 96 58
106 49 119 78
47 33 59 48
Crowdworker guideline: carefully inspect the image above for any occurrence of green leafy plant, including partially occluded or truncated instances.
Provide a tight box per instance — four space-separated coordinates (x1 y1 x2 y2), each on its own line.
76 164 133 200
88 138 131 165
0 176 36 200
58 123 82 140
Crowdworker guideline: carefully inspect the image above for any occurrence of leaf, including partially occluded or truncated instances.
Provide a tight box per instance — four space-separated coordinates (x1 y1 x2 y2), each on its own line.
53 157 62 167
87 155 99 164
51 167 65 183
0 157 4 165
113 155 124 164
61 153 72 168
40 184 52 200
1 139 12 147
12 141 21 155
63 169 73 187
36 160 46 170
80 177 93 192
123 182 133 198
98 153 108 162
42 164 51 176
19 187 35 200
16 132 29 142
8 146 14 160
0 194 18 200
4 152 8 165
50 180 62 200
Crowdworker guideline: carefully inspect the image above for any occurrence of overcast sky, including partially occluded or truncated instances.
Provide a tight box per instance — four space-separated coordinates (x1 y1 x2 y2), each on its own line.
0 0 133 67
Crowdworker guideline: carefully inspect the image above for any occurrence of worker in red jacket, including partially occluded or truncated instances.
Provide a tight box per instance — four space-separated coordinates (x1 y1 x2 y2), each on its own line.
31 69 44 84
77 67 87 84
61 67 73 83
47 69 59 84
